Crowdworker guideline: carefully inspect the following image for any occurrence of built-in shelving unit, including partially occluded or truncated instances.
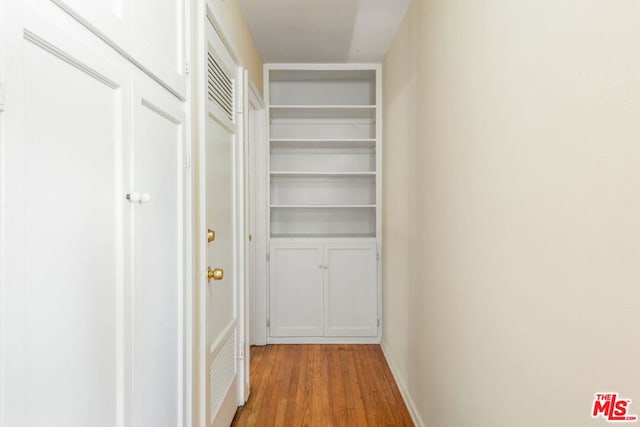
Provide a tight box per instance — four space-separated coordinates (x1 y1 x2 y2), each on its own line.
266 66 380 240
265 64 381 343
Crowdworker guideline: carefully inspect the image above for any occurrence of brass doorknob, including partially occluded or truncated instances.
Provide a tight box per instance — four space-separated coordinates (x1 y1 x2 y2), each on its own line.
207 267 224 281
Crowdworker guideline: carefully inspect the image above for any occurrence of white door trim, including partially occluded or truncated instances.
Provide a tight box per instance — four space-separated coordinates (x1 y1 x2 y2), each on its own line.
242 72 265 401
234 64 246 406
246 79 268 347
204 2 240 67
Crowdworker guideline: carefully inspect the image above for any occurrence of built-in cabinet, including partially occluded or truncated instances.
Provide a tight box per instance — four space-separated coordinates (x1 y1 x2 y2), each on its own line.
265 64 381 342
269 242 378 338
1 1 189 425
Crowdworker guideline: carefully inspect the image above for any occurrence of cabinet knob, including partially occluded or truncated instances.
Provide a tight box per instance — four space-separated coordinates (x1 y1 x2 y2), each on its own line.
126 192 151 203
126 192 141 202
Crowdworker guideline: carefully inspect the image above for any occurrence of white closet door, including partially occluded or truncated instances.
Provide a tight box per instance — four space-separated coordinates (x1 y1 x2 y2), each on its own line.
49 0 129 49
324 243 378 337
1 3 188 426
1 4 130 426
130 75 186 427
269 243 324 337
46 0 187 97
130 0 186 95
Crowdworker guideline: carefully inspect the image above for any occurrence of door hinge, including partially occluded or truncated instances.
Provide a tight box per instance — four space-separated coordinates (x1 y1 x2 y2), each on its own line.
377 319 381 327
238 341 245 359
184 62 191 74
377 252 380 261
266 253 270 262
266 319 270 327
0 83 5 112
184 155 191 168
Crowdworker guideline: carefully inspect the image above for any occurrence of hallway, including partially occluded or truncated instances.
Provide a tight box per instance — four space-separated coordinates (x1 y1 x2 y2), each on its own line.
231 345 413 426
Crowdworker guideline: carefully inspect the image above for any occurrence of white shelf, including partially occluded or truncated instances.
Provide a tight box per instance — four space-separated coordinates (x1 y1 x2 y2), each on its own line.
270 171 375 178
271 204 376 208
270 139 376 149
269 69 376 82
269 105 376 120
271 233 377 239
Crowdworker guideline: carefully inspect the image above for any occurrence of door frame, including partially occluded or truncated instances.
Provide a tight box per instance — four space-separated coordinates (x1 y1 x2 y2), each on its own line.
243 74 265 394
246 79 267 347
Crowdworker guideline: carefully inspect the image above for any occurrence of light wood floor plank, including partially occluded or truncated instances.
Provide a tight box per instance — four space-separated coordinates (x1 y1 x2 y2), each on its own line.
231 345 414 427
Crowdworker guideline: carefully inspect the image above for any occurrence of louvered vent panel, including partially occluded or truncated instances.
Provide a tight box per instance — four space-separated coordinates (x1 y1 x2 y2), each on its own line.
207 50 234 122
209 331 236 422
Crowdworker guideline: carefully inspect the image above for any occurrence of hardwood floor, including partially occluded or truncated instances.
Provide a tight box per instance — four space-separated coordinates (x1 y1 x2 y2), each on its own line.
231 344 414 427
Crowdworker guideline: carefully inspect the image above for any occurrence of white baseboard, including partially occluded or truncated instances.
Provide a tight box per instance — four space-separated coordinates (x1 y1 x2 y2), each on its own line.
380 342 426 427
267 336 381 344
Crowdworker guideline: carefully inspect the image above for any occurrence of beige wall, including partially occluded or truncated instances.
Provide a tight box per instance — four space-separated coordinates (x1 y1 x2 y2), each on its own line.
208 0 264 93
381 0 418 409
382 1 640 426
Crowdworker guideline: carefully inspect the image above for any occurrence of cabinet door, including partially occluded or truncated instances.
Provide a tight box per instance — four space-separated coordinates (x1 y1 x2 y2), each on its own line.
324 243 378 337
130 0 186 96
47 0 187 97
269 243 323 337
130 73 186 427
2 5 131 426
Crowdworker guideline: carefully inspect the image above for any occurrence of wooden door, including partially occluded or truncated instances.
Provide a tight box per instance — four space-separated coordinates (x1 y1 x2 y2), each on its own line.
323 243 378 337
269 243 324 337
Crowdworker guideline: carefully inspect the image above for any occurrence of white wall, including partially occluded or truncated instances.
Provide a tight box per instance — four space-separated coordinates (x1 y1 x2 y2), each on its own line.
383 1 640 426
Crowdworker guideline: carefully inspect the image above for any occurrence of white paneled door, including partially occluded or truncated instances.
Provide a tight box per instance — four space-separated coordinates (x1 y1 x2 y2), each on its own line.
51 0 187 97
204 115 237 427
2 6 130 426
1 2 188 426
269 243 324 337
131 75 186 427
201 20 239 427
324 243 378 337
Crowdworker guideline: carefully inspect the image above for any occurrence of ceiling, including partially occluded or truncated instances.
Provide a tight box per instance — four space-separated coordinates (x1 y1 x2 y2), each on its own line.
239 0 412 63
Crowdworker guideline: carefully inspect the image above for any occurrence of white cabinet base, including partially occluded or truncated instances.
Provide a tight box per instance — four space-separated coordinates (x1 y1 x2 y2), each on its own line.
269 243 323 337
268 240 379 341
